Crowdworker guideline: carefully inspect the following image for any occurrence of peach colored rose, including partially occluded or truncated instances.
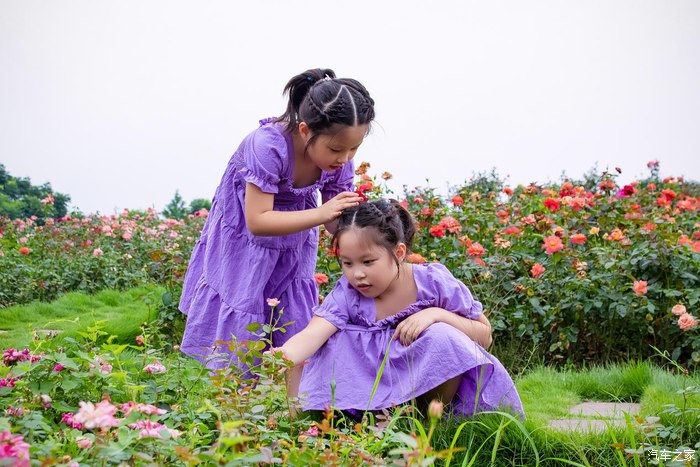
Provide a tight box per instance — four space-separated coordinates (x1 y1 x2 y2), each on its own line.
530 263 545 278
671 304 686 316
632 280 648 296
542 235 563 255
678 313 698 331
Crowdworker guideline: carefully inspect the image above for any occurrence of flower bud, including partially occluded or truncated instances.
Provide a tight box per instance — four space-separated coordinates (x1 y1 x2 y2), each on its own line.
428 399 443 420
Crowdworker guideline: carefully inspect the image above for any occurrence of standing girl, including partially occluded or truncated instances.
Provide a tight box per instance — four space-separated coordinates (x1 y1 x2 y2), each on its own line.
179 68 376 397
272 200 523 417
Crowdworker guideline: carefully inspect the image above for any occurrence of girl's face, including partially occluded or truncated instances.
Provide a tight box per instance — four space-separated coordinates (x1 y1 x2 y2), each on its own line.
300 123 368 172
337 228 406 299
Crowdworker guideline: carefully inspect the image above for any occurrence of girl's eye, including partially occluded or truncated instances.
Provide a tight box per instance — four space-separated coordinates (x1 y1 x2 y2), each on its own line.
342 262 352 267
363 260 375 265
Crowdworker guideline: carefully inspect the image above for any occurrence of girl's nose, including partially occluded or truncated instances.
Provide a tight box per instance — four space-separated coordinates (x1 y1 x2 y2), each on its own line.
354 268 366 279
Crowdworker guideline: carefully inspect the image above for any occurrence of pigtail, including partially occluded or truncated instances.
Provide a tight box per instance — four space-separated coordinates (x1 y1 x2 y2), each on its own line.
277 68 336 132
389 199 416 251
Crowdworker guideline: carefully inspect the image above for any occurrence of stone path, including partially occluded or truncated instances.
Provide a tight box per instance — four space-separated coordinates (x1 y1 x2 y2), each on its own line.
548 401 641 433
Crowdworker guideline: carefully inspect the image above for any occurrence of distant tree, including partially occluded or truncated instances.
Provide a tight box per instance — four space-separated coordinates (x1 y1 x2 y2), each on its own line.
0 164 70 220
189 198 212 214
163 190 187 219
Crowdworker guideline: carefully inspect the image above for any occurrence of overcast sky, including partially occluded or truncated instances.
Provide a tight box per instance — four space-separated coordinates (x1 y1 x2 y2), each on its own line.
2 1 699 215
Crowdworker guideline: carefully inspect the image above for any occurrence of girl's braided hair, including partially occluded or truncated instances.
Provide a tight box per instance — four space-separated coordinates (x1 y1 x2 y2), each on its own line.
332 199 416 270
276 68 375 143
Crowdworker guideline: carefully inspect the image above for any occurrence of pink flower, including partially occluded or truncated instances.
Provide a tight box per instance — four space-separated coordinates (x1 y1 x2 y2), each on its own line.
314 272 329 285
135 335 145 346
75 436 93 449
266 298 280 308
0 377 19 388
542 235 564 255
671 304 687 316
530 263 545 278
74 400 120 430
0 430 31 466
302 425 319 436
120 402 166 416
61 412 84 429
53 364 65 372
632 280 648 296
18 237 27 244
92 248 103 257
128 420 182 439
143 360 166 374
678 313 698 331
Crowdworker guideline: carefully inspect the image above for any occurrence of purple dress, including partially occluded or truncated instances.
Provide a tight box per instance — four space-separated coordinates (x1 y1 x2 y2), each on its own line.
298 263 524 417
179 118 355 369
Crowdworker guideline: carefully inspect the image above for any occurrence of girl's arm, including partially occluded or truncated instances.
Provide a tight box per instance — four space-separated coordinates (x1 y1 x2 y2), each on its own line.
272 316 339 365
393 308 493 348
245 183 361 236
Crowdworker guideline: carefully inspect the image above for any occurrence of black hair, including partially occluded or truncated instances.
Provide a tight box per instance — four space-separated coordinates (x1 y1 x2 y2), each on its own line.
332 199 417 271
276 68 376 146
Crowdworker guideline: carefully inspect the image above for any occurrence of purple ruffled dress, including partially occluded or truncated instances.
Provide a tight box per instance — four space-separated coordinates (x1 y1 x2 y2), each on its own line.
298 263 524 417
179 118 355 369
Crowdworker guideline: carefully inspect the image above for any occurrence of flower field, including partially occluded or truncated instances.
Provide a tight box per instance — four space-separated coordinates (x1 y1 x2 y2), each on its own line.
1 162 699 465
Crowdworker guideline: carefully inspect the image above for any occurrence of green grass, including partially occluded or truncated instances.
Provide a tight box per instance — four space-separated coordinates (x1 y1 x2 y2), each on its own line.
0 285 164 349
2 288 698 466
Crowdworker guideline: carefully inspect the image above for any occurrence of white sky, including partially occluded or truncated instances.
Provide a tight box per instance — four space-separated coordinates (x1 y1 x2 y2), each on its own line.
1 1 699 215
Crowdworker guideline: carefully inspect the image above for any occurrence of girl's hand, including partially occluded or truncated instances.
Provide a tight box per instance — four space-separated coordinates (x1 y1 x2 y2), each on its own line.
393 309 439 346
318 191 362 223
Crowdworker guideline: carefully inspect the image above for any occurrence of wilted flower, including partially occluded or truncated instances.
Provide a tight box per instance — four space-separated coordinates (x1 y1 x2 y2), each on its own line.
135 335 144 346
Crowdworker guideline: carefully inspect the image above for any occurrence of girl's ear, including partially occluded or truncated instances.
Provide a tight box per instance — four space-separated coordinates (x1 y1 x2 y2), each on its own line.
395 243 407 262
298 122 312 143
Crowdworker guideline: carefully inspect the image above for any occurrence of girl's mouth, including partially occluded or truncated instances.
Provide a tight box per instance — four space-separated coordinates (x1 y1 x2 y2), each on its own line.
356 284 371 292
